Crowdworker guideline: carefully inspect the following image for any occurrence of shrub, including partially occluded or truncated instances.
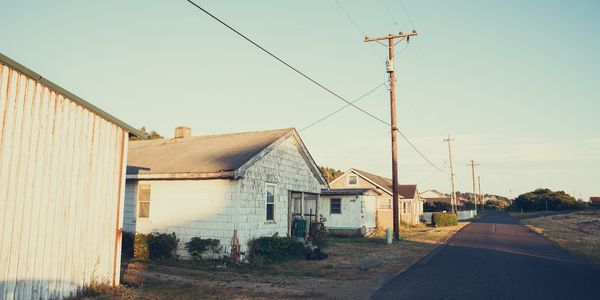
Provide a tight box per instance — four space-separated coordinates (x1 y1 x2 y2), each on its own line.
247 233 308 265
432 212 458 227
121 231 135 259
185 237 221 259
147 232 179 259
134 233 149 259
309 215 329 249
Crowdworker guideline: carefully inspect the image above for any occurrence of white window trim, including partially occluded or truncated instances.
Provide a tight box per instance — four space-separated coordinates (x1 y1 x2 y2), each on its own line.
137 184 151 219
266 183 277 222
347 175 358 186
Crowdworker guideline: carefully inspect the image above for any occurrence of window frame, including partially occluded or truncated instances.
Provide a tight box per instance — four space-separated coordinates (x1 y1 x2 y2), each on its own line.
330 198 342 214
266 183 276 221
137 184 151 219
347 175 358 186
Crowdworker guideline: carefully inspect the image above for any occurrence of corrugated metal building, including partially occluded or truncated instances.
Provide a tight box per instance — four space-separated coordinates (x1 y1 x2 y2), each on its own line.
0 53 143 299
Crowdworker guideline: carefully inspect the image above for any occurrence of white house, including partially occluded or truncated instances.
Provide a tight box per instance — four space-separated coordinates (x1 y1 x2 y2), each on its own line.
0 53 143 299
326 169 424 227
318 188 380 235
124 127 328 259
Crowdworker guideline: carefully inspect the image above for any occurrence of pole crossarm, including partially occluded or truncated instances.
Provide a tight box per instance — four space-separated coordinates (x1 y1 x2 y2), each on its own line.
364 31 418 43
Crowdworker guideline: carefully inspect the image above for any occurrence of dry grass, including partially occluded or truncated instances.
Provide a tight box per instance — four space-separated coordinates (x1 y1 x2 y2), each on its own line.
113 223 467 299
518 210 600 268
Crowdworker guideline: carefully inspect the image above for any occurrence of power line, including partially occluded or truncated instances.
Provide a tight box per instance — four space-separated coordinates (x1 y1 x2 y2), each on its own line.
399 0 415 28
380 0 401 29
185 0 444 174
186 0 391 128
333 0 384 61
300 82 385 132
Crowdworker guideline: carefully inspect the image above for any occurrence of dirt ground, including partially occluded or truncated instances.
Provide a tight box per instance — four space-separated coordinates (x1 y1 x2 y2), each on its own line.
516 210 600 268
107 223 467 299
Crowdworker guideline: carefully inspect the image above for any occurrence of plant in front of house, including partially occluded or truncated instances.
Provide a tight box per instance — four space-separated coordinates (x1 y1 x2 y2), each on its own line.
185 237 222 260
431 212 458 227
247 233 308 266
146 232 179 259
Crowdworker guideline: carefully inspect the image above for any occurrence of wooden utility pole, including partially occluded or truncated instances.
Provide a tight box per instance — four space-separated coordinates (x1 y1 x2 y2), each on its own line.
365 30 417 240
443 135 457 213
467 160 480 214
478 175 482 211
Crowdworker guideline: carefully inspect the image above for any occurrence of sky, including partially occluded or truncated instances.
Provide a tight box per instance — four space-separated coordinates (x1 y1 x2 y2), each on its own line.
1 0 598 199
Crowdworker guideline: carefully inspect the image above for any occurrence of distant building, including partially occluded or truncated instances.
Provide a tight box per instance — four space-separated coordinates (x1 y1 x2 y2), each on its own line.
590 197 600 204
323 169 423 228
420 189 452 205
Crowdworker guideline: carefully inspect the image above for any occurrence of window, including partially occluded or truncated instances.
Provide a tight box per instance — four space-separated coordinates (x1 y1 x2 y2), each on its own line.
378 199 392 210
403 202 407 214
137 184 151 218
266 184 275 221
347 175 358 186
330 198 341 214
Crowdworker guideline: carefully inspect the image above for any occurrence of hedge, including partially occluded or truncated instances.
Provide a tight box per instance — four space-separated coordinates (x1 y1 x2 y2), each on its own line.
247 234 308 265
121 232 178 260
431 212 458 227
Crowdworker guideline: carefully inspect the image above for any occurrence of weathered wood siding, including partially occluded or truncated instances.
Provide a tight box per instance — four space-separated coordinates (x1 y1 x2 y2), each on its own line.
124 135 322 256
0 62 128 299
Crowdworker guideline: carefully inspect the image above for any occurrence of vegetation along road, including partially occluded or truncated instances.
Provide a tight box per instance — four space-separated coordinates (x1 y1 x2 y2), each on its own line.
374 211 600 300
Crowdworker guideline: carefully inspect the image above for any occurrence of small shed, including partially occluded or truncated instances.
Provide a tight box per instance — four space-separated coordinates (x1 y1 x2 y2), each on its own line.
0 53 143 299
319 188 380 235
124 127 328 258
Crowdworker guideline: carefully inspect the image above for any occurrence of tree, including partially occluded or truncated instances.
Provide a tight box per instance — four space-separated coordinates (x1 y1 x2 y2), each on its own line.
318 166 343 183
130 126 164 141
513 188 588 212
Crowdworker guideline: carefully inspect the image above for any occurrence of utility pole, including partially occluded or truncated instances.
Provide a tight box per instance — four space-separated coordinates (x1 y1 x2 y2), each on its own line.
478 176 482 211
443 135 457 213
365 30 417 240
467 160 480 214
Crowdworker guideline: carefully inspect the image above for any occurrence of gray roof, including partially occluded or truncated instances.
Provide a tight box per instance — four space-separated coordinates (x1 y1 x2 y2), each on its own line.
0 52 145 138
351 169 418 199
127 128 328 185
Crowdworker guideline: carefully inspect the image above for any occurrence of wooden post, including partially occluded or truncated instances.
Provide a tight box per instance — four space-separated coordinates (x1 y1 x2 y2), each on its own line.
364 30 417 240
444 135 457 213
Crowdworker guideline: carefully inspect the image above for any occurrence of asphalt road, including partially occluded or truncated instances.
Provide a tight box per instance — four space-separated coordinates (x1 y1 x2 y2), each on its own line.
373 211 600 300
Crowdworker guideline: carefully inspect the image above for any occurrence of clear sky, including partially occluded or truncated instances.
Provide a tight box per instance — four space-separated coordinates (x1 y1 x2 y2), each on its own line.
1 0 598 199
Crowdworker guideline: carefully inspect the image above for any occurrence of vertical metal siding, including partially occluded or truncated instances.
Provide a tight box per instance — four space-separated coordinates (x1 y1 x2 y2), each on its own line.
0 63 128 299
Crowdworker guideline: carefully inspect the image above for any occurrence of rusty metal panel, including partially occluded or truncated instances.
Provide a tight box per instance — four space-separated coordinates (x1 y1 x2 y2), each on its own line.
0 62 128 299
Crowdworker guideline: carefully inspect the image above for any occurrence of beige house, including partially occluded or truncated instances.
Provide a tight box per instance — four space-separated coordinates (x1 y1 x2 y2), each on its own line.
326 169 423 227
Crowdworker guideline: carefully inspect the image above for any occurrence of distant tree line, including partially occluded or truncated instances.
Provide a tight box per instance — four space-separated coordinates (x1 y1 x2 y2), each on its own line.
512 188 588 212
319 166 344 183
130 126 163 141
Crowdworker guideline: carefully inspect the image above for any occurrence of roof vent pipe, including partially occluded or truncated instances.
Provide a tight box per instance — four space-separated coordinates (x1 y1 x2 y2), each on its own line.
174 126 191 138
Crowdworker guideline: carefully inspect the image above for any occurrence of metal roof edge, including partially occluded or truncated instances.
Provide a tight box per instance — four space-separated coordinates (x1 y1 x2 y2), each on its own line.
0 52 146 139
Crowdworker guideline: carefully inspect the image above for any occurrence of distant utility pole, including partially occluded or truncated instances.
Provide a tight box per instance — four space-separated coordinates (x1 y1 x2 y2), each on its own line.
478 176 482 211
364 30 418 240
443 135 457 213
467 160 480 214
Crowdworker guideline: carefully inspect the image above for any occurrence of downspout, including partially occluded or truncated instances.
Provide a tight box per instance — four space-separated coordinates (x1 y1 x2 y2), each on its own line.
112 132 126 286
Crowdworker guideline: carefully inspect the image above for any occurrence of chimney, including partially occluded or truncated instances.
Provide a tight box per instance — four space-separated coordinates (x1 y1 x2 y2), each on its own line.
174 126 191 138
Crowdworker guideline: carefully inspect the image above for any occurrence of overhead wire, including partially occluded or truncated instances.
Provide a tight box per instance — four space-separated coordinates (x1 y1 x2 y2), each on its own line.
300 82 385 132
185 0 445 173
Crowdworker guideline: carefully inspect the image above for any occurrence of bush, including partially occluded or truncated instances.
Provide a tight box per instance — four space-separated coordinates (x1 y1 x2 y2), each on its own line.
424 201 453 212
121 231 135 259
147 232 179 259
134 233 149 259
185 237 221 259
309 215 329 249
247 233 308 265
432 212 458 227
513 188 589 212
